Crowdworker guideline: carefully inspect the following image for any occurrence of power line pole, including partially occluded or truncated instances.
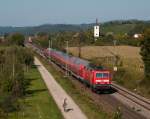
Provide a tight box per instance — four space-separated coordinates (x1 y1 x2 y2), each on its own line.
65 40 69 77
51 38 53 49
13 63 15 78
113 40 118 72
13 54 15 79
49 39 51 61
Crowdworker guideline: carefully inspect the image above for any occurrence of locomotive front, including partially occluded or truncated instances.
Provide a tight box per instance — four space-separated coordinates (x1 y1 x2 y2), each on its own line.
92 70 111 90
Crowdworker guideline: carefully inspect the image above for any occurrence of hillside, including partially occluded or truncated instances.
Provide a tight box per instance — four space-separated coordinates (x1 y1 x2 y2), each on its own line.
0 20 149 35
0 24 92 35
101 23 135 34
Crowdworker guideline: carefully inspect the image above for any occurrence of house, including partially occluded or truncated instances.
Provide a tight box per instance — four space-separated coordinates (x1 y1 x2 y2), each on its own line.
133 34 142 39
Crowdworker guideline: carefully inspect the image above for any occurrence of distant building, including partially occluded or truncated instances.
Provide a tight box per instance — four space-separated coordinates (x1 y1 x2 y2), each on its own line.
94 26 99 38
133 34 142 39
28 36 33 43
94 19 100 40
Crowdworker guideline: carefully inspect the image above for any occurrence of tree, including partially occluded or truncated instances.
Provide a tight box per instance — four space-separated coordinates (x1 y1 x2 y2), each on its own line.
37 32 48 37
73 31 86 57
9 33 25 46
78 32 85 57
140 29 150 79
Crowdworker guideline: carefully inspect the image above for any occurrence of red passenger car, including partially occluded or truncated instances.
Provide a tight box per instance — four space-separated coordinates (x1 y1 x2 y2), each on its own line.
44 48 111 91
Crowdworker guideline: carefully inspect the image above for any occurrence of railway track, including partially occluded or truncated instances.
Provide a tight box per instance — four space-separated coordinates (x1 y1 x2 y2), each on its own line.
112 83 150 111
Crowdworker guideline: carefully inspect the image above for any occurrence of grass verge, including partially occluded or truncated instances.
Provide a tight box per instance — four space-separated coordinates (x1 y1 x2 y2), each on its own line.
8 67 64 119
35 54 112 119
113 67 150 98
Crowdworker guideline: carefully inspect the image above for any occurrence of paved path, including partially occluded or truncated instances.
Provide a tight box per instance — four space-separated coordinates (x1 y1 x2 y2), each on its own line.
34 57 87 119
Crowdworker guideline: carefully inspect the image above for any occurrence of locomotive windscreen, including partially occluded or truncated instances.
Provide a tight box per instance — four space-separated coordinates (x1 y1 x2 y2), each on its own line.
96 73 109 78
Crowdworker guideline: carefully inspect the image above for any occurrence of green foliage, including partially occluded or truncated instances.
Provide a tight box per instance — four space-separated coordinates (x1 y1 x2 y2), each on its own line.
128 23 150 36
101 22 135 35
140 29 150 79
0 107 7 119
8 33 25 46
0 46 33 116
0 95 19 113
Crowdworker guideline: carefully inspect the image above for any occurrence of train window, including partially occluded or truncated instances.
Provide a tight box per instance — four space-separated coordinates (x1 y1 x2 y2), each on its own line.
96 73 109 78
96 73 103 78
103 73 109 78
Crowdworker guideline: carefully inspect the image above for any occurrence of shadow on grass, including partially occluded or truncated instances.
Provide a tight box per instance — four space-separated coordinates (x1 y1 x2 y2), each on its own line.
25 77 47 96
32 64 41 68
24 67 47 97
26 88 47 95
24 78 37 95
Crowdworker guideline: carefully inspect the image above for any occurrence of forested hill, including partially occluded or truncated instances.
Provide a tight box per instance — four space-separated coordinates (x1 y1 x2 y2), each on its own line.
0 24 93 35
0 20 150 35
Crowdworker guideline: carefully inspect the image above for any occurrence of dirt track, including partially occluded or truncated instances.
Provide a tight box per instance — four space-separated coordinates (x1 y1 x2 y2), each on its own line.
34 57 87 119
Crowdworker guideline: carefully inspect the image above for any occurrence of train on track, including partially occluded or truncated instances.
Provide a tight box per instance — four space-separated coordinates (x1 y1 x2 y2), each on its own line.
28 43 112 91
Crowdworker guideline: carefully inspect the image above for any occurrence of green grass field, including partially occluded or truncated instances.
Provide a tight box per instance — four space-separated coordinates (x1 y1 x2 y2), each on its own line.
8 67 64 119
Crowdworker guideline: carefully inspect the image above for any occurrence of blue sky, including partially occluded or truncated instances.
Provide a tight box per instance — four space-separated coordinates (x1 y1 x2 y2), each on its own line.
0 0 150 26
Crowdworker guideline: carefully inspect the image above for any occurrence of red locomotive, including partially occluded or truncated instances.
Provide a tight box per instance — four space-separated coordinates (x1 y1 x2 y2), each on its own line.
43 48 112 91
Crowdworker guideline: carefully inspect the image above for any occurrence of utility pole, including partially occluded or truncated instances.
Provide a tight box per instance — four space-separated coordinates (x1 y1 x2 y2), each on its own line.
113 40 118 72
13 63 15 78
51 39 53 49
49 39 52 61
12 54 15 79
78 39 81 58
65 40 69 77
78 32 83 58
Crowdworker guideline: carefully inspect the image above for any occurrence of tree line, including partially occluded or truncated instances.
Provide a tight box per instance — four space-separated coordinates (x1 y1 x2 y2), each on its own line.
0 33 33 118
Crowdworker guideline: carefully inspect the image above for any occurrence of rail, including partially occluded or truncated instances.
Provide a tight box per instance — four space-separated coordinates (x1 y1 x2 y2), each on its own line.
112 83 150 111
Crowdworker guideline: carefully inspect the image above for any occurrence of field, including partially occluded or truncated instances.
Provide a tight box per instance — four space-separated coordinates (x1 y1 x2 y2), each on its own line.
68 45 141 58
8 67 64 119
68 45 143 69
